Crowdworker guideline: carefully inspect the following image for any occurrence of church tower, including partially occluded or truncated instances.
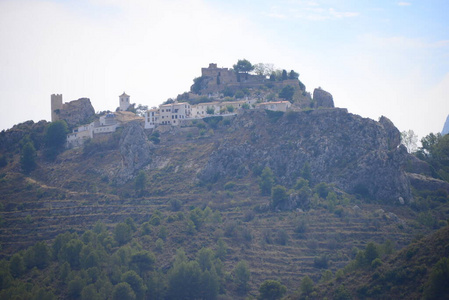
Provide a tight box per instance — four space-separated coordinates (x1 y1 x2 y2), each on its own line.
119 92 130 111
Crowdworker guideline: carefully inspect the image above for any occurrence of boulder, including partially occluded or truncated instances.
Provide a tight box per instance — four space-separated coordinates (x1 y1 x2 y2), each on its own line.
313 88 334 108
57 98 95 128
406 172 449 193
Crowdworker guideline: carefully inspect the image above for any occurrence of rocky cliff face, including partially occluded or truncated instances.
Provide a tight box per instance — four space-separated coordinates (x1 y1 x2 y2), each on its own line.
57 98 95 128
442 115 449 136
313 88 334 108
198 109 412 203
117 121 152 183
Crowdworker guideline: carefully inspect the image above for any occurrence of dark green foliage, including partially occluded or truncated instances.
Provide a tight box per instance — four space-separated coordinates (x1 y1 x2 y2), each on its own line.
334 285 352 300
81 284 102 300
191 76 206 94
233 59 254 73
279 85 295 101
288 70 299 79
121 271 146 300
44 120 68 160
315 182 330 198
134 171 147 196
203 116 223 129
271 185 288 209
206 106 215 115
59 239 83 269
234 260 251 293
294 217 308 238
189 207 205 229
314 254 329 269
275 229 289 245
9 254 25 278
226 105 235 113
364 242 380 266
424 257 449 299
68 276 85 299
53 232 78 260
130 251 155 275
259 166 275 196
258 279 287 300
20 141 36 173
235 90 244 99
114 222 132 245
216 239 228 260
281 70 288 80
416 133 449 181
222 87 234 97
265 110 284 123
299 275 314 297
301 162 312 181
112 282 136 300
29 241 51 269
167 260 202 299
0 155 7 168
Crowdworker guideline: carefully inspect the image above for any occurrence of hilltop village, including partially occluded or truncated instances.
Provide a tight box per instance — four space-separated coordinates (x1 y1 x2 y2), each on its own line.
51 62 334 148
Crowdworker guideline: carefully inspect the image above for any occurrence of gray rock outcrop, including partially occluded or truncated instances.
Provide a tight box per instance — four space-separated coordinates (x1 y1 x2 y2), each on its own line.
117 121 152 183
56 98 95 128
198 109 412 203
313 88 334 108
406 173 449 193
442 115 449 136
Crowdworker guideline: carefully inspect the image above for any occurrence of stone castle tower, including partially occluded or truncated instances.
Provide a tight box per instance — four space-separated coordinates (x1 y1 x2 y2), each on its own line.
119 92 130 111
51 94 63 122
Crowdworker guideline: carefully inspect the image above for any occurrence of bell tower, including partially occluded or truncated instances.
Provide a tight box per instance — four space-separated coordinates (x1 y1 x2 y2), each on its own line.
119 92 130 111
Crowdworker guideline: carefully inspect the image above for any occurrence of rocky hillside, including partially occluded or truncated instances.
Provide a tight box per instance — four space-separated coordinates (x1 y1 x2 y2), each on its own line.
0 106 448 299
199 109 411 203
304 225 449 300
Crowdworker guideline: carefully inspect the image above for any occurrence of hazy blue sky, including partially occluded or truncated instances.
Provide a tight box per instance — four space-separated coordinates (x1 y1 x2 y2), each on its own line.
0 0 448 138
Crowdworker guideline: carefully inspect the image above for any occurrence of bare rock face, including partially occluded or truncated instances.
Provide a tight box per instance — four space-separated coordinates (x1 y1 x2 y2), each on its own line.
117 121 152 183
442 115 449 136
407 173 449 194
57 98 95 128
198 109 412 203
313 88 334 108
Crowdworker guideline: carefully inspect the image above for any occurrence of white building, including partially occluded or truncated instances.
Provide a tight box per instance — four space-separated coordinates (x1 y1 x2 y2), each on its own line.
67 113 120 148
67 124 93 148
256 101 291 112
191 99 257 118
145 102 191 129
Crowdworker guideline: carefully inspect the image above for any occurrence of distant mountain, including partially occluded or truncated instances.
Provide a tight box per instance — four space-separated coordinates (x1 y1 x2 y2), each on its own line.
442 114 449 135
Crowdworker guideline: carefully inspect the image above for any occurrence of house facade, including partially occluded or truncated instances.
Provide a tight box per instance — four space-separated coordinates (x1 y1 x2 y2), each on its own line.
255 101 292 112
145 102 192 129
66 113 120 148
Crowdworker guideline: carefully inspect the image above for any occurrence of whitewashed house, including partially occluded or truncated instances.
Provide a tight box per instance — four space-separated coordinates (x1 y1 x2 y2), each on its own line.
144 102 191 129
256 101 291 112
